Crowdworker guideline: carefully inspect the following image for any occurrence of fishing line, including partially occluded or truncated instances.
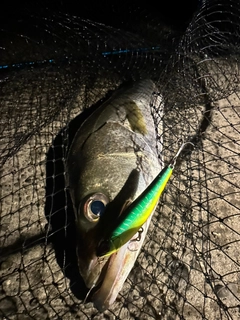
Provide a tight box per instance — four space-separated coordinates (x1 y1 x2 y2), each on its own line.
0 47 162 70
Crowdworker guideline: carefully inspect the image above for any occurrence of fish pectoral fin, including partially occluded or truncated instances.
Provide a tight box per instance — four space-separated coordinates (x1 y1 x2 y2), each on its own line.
125 101 147 135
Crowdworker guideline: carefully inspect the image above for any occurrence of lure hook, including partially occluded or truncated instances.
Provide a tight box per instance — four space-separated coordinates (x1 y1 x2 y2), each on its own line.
169 142 194 168
136 227 144 242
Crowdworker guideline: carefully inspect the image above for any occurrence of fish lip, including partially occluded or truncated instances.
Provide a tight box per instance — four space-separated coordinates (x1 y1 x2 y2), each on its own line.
78 253 109 289
90 248 126 312
78 240 132 311
90 222 151 312
78 215 154 311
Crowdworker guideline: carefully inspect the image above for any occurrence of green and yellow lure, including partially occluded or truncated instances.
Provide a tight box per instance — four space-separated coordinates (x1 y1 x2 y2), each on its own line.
97 142 193 257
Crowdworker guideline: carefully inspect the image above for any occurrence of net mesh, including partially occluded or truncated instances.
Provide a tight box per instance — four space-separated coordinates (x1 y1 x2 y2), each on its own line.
1 1 240 319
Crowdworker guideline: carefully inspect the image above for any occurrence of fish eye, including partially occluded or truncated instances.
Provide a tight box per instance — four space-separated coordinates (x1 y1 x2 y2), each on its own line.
83 193 109 222
90 200 105 216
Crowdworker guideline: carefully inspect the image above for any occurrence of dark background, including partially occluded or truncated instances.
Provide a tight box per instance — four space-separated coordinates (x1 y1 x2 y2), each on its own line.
0 0 200 30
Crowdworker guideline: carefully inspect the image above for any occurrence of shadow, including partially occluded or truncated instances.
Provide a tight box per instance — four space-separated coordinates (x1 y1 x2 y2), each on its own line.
44 88 117 300
0 232 47 259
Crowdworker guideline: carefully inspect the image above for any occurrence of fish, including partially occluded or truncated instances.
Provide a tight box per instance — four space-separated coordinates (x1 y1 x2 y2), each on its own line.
66 79 164 311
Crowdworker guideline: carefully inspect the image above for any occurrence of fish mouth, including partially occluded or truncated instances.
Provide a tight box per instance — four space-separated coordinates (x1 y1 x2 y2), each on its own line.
78 219 151 312
91 241 131 312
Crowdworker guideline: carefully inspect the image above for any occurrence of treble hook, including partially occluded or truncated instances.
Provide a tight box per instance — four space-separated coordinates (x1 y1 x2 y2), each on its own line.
169 142 195 169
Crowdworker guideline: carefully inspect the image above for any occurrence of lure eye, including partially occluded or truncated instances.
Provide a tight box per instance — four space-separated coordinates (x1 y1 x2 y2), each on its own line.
83 193 109 222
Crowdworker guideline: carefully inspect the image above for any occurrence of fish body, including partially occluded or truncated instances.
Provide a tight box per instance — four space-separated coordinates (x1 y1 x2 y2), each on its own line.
66 79 163 311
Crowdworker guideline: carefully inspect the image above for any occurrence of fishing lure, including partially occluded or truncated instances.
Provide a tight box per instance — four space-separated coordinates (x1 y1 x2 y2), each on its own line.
97 142 193 258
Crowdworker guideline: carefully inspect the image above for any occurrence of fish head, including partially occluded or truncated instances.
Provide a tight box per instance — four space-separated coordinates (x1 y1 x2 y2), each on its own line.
71 160 147 287
67 148 157 310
